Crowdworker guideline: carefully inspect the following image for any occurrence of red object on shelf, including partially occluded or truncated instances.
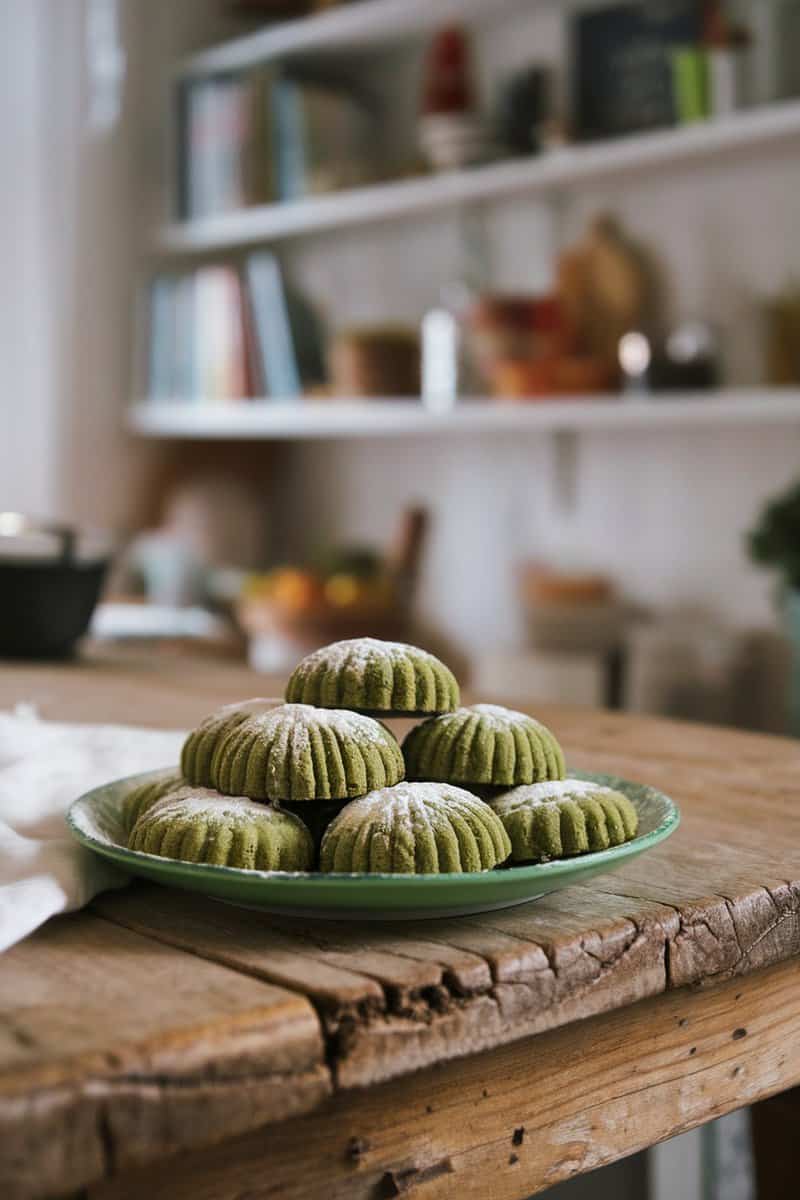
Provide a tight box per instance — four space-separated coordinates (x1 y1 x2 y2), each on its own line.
702 0 751 48
421 27 476 116
469 294 575 383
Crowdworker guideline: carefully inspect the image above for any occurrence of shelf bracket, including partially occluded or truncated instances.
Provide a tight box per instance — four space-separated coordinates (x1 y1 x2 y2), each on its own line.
551 428 579 516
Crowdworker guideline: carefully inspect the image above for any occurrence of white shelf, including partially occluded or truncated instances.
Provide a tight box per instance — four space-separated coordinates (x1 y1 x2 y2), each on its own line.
128 390 800 441
156 101 800 255
176 0 527 78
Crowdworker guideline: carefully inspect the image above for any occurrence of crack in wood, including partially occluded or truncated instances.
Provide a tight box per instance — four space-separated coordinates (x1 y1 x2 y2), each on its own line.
721 898 747 964
81 880 800 1155
724 885 800 973
95 1106 116 1178
738 910 800 966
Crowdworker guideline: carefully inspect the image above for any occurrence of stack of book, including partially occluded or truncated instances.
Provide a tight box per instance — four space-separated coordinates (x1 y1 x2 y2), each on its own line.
177 69 378 218
146 252 319 402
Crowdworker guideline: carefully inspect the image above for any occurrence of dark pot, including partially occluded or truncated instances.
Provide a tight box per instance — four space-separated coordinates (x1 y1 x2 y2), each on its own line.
0 516 110 659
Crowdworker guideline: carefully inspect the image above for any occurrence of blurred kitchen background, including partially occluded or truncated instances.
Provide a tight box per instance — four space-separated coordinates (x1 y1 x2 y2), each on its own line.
5 0 800 742
2 2 800 1192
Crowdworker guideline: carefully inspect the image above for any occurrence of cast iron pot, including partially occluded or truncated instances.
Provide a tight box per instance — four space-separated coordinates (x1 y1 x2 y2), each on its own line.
0 515 109 659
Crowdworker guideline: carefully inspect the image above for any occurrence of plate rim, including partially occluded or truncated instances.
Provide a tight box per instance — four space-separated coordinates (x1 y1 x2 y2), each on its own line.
66 766 680 890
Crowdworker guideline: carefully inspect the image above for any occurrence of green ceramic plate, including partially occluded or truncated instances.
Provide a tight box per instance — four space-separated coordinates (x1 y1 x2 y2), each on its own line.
67 769 679 920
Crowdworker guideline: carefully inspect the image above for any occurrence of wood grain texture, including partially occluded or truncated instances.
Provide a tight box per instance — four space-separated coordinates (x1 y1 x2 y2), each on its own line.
93 883 673 1088
4 649 800 1197
0 914 329 1200
0 644 286 731
86 956 800 1200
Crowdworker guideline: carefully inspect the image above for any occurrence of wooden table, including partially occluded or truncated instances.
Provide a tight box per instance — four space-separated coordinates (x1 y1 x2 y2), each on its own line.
2 646 800 1200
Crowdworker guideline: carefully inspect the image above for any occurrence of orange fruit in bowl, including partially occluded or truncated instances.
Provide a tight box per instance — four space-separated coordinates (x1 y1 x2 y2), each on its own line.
269 568 323 614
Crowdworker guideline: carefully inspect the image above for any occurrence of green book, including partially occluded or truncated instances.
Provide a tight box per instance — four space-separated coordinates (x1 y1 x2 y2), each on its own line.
671 47 710 124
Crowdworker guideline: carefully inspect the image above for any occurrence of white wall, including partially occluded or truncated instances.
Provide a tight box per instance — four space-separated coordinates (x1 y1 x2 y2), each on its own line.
0 0 161 531
283 418 799 653
0 1 62 516
0 0 242 533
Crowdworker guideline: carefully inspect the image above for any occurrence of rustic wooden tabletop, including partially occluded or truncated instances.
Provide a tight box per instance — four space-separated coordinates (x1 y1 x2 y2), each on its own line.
2 645 800 1200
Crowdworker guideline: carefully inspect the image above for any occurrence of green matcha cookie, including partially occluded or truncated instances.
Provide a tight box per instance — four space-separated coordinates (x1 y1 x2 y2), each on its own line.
120 769 184 834
490 779 639 862
181 700 404 802
320 781 511 874
285 638 459 715
402 703 565 788
128 785 314 871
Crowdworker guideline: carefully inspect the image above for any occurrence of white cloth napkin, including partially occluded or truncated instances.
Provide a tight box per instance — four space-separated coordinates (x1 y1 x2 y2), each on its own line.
0 710 184 952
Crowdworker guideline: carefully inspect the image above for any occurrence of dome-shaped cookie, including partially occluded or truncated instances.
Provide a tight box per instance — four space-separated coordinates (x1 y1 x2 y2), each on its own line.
490 779 639 863
120 770 184 834
181 700 404 802
128 785 314 871
320 781 511 874
402 704 565 788
285 638 459 715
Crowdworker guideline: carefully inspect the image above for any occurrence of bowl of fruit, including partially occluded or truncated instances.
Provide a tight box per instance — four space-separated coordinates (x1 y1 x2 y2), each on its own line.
236 510 426 667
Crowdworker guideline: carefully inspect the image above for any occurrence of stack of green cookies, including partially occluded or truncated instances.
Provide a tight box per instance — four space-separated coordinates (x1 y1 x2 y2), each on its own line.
124 637 638 874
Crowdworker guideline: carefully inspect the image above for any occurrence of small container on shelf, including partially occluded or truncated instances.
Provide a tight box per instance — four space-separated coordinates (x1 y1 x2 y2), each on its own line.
419 27 492 171
328 326 420 398
421 308 459 412
763 286 800 384
491 356 613 399
468 295 564 396
703 2 753 117
468 294 613 399
518 565 633 653
496 65 554 157
659 321 720 390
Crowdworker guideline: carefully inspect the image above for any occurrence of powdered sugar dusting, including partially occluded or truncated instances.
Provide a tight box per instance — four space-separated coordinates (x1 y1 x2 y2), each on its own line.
366 780 479 809
142 785 291 825
208 700 392 752
326 781 485 831
292 638 443 677
468 703 545 729
491 778 616 816
213 697 282 719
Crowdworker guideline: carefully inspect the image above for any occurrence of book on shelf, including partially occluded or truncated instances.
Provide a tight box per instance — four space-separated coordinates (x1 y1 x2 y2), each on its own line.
183 76 246 219
147 276 175 399
195 266 250 399
175 66 378 218
145 255 313 402
571 0 702 141
178 68 276 219
175 273 196 397
244 252 302 399
273 74 378 202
